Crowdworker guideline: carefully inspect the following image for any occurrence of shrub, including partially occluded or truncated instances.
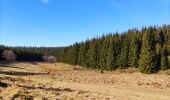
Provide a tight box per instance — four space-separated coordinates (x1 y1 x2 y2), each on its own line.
43 55 56 63
2 50 16 61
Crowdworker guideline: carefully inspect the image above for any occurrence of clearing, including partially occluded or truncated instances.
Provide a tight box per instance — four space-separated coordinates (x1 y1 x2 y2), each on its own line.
0 62 170 100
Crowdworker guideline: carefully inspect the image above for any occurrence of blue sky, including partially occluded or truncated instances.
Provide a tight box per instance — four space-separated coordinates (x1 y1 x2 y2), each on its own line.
0 0 170 47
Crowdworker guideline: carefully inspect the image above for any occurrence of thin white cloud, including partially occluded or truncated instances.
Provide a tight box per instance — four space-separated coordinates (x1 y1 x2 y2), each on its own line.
41 0 48 4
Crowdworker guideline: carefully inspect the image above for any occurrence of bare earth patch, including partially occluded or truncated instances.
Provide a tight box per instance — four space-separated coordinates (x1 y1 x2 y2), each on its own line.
0 62 170 100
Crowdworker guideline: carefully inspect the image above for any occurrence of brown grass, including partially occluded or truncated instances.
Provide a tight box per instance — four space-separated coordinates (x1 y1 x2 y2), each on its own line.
0 62 170 100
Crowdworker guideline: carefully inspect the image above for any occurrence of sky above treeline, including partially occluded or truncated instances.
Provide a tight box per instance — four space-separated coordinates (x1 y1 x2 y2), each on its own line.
0 0 170 47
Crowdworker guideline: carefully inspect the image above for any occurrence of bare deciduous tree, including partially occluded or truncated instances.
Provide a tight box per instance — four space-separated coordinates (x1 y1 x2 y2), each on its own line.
2 50 16 61
42 55 48 61
48 56 57 63
43 55 56 63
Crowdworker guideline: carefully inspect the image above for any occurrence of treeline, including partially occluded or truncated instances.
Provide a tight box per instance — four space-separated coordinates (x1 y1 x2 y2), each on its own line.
57 25 170 73
0 25 170 73
0 46 60 61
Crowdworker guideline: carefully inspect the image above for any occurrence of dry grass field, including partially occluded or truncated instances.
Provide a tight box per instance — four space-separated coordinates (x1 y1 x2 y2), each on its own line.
0 62 170 100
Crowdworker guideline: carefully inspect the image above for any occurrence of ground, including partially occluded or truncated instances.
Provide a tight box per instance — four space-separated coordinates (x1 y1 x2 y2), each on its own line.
0 62 170 100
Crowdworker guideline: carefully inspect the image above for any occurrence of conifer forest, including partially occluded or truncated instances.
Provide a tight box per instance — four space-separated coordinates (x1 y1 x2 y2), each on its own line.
1 25 170 73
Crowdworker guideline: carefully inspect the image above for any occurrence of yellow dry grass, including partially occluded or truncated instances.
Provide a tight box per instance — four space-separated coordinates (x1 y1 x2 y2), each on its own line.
0 62 170 100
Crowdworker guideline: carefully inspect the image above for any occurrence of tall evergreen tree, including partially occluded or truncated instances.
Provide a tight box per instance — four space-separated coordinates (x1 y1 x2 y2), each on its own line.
117 36 130 69
106 37 117 70
128 31 141 67
78 41 89 67
99 36 110 70
78 42 85 66
138 28 157 73
160 46 169 70
69 43 79 65
87 39 98 69
155 43 162 70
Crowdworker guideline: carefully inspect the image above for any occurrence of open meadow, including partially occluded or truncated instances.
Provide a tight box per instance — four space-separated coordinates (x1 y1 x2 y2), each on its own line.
0 62 170 100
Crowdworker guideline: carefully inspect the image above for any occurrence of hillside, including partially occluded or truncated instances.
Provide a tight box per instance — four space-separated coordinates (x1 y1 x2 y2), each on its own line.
0 62 170 100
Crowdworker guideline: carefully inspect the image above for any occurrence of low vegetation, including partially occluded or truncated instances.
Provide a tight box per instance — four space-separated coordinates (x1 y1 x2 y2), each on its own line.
2 50 16 61
43 55 57 63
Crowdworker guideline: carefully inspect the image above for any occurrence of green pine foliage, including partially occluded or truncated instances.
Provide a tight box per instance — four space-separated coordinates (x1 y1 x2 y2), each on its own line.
99 36 110 70
117 35 130 69
106 37 115 70
68 43 79 65
160 46 169 70
87 39 98 69
138 27 157 73
0 45 5 60
128 30 141 67
77 41 89 67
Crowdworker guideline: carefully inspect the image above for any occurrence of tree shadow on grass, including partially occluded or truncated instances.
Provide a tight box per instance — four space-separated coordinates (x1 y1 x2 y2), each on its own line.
0 64 25 69
0 61 41 69
0 70 47 76
20 85 74 92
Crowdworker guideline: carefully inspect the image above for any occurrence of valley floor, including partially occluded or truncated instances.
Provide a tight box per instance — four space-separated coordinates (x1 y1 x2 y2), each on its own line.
0 62 170 100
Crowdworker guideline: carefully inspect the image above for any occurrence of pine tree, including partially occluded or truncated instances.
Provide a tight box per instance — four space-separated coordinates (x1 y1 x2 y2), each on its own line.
128 31 141 67
78 41 89 67
96 38 103 69
60 47 68 63
155 29 166 70
66 46 72 64
106 37 117 70
155 43 162 70
99 36 110 70
139 27 157 73
84 40 90 67
69 43 79 65
0 45 5 60
88 39 98 69
78 42 85 66
117 36 129 69
160 46 169 70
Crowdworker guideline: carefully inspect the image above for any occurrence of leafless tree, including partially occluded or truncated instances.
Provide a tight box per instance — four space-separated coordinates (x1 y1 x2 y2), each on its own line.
43 55 56 63
42 55 48 61
48 56 57 63
2 50 17 61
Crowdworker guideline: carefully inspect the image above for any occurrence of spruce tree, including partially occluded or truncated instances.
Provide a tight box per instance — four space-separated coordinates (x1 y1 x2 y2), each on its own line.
117 36 129 69
78 42 85 66
96 38 103 69
78 41 89 67
0 45 4 60
139 28 157 73
88 39 98 69
160 46 169 70
128 31 141 67
99 36 110 70
106 37 117 70
69 43 79 65
155 43 162 70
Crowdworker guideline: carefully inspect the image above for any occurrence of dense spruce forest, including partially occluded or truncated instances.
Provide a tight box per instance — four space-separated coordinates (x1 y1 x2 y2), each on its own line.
0 25 170 73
